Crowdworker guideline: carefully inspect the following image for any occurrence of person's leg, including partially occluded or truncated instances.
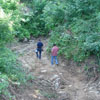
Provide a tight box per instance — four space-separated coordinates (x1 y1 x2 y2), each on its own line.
39 50 41 59
36 52 38 58
55 56 58 65
51 56 54 65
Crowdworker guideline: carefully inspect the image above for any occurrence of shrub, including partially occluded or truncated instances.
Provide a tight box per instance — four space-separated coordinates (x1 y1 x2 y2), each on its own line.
0 47 27 99
0 1 27 98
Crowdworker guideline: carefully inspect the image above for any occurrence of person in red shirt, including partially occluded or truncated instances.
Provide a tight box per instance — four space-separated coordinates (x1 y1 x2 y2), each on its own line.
51 44 59 65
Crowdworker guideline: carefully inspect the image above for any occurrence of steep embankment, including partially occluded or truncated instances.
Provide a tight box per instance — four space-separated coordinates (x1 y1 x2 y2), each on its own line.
11 38 100 100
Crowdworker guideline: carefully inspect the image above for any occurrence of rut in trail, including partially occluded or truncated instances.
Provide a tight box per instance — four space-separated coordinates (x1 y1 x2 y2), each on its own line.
12 38 100 100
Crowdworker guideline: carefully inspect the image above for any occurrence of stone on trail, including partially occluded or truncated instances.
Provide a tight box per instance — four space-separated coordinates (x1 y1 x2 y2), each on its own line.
41 70 47 73
29 40 34 42
50 74 61 90
38 75 44 79
23 38 28 42
50 74 59 81
68 85 72 88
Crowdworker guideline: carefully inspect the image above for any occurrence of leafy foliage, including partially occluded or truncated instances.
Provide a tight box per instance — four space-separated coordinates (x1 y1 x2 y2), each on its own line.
20 0 100 63
0 0 27 99
1 0 100 97
0 19 13 45
20 0 48 37
46 0 100 63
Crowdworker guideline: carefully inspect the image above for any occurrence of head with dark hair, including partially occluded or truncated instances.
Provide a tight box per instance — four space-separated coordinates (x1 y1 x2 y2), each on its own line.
39 39 41 41
53 44 56 46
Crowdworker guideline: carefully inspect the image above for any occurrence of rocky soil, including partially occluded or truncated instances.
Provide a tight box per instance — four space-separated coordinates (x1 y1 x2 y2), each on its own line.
10 38 100 100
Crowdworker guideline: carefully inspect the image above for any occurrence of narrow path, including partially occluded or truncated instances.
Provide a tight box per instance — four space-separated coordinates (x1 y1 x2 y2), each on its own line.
12 39 100 100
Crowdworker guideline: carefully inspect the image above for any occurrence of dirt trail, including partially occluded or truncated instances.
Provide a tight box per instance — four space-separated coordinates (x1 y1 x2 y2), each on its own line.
11 39 100 100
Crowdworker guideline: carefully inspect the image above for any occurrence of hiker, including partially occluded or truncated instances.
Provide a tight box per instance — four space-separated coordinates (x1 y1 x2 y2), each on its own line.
36 39 43 59
51 44 59 65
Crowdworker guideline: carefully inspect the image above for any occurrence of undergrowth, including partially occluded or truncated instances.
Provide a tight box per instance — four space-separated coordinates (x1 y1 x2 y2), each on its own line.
1 0 100 98
0 0 31 99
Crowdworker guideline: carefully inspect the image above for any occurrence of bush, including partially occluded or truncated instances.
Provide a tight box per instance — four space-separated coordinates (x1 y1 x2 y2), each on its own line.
0 47 27 98
46 0 100 63
0 74 9 95
0 1 27 98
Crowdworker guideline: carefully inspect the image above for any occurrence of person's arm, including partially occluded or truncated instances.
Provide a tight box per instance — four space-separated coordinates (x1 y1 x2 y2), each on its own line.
37 42 39 47
42 42 43 47
58 47 59 51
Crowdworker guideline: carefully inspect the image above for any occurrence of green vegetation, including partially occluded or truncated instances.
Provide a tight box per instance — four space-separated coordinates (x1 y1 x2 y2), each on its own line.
20 0 100 62
0 48 26 98
1 0 100 98
0 0 27 99
47 0 100 62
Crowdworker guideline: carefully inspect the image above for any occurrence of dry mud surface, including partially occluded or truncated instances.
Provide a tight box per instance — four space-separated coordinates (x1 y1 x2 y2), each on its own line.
10 38 100 100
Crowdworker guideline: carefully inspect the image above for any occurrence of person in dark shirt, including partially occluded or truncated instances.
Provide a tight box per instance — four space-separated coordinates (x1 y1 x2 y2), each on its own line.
37 39 43 59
